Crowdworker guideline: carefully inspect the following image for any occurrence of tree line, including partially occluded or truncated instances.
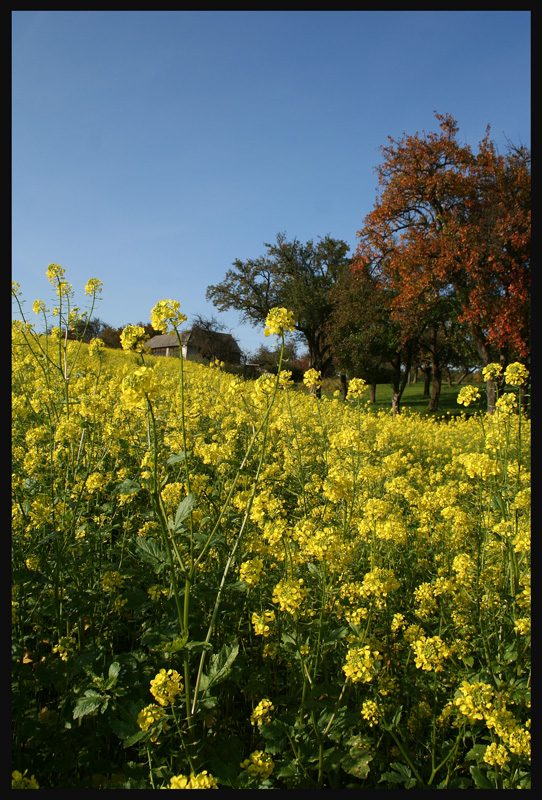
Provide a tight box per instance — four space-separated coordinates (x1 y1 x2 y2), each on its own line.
206 113 530 413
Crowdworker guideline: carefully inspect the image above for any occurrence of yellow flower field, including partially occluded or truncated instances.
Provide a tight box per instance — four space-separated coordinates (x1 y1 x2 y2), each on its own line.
11 270 530 789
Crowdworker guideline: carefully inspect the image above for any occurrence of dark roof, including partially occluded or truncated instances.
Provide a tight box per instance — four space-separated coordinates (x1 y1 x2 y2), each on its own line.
146 333 186 349
146 330 241 352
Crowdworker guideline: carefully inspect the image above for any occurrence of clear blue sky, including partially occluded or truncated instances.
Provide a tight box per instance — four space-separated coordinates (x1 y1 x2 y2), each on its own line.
12 10 530 357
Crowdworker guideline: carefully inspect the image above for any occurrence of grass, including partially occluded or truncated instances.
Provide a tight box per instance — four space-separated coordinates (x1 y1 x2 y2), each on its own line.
297 379 487 418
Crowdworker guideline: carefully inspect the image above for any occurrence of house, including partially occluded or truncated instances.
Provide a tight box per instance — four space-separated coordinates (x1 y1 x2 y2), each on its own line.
145 329 242 364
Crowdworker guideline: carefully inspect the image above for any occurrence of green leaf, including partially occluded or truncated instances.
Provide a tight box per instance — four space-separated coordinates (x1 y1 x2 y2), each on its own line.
470 766 495 789
466 744 488 762
174 493 196 530
158 633 189 653
73 693 104 720
184 640 213 654
342 735 373 780
130 537 168 571
108 717 136 741
323 626 349 645
166 452 189 465
124 729 149 748
380 762 415 788
204 638 239 691
116 478 141 495
105 661 121 689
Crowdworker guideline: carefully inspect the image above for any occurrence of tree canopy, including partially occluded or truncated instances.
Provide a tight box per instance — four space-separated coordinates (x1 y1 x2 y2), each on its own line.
206 233 351 377
352 112 530 411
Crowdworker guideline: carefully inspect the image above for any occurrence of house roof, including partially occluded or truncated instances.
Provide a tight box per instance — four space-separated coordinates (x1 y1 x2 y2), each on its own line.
146 333 186 349
146 330 241 352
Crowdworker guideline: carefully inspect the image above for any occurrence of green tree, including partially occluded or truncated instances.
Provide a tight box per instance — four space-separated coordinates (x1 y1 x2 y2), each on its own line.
206 233 351 377
328 262 402 403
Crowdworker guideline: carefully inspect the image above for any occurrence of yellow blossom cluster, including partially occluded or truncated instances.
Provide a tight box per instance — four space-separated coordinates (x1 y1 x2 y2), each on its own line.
240 750 274 780
137 703 169 742
264 307 296 338
272 578 307 615
120 325 149 353
12 770 39 789
149 668 184 707
251 610 276 636
343 645 382 683
150 299 187 334
240 557 264 586
250 698 274 727
411 635 451 672
165 771 218 789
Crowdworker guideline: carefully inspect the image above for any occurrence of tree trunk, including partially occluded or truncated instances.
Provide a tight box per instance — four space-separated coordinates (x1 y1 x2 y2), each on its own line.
428 360 442 412
471 328 495 414
340 373 348 401
457 368 475 384
390 344 414 417
422 366 431 397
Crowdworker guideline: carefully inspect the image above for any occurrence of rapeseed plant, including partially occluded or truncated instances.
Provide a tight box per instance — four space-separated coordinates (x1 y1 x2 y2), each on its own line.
11 269 530 790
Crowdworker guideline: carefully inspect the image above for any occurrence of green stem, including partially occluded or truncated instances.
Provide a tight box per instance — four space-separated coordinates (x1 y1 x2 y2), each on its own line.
190 334 287 716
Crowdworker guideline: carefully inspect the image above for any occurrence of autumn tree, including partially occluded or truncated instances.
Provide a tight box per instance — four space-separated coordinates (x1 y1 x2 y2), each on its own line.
206 233 351 377
354 113 530 413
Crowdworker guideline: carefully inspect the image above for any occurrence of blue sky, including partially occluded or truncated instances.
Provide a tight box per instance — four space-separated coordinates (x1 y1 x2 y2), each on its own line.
12 10 531 357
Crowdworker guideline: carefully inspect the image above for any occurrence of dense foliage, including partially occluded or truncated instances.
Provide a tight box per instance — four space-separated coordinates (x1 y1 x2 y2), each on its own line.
11 270 530 789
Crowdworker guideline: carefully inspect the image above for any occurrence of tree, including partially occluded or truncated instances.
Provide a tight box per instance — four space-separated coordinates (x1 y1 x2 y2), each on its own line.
189 314 243 364
353 113 530 412
67 316 108 343
249 340 298 375
328 262 404 404
206 233 351 378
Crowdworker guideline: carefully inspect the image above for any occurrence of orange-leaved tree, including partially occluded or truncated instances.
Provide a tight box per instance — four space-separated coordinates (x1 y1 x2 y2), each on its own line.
354 113 530 412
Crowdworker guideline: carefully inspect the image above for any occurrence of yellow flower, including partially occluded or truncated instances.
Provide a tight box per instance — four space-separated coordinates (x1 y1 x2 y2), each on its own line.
457 385 481 407
483 742 509 767
52 635 77 661
482 363 503 381
240 558 264 586
121 366 157 409
165 771 218 789
361 699 380 727
150 299 187 334
453 680 494 723
84 278 103 296
150 668 184 706
46 263 66 284
250 698 274 727
496 393 517 414
272 578 306 615
88 337 105 357
120 325 149 353
101 570 124 592
137 703 169 742
264 307 296 338
411 636 451 672
252 610 276 637
303 368 322 390
346 377 368 400
343 645 382 683
12 770 39 789
504 361 529 386
240 750 274 780
32 299 46 315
